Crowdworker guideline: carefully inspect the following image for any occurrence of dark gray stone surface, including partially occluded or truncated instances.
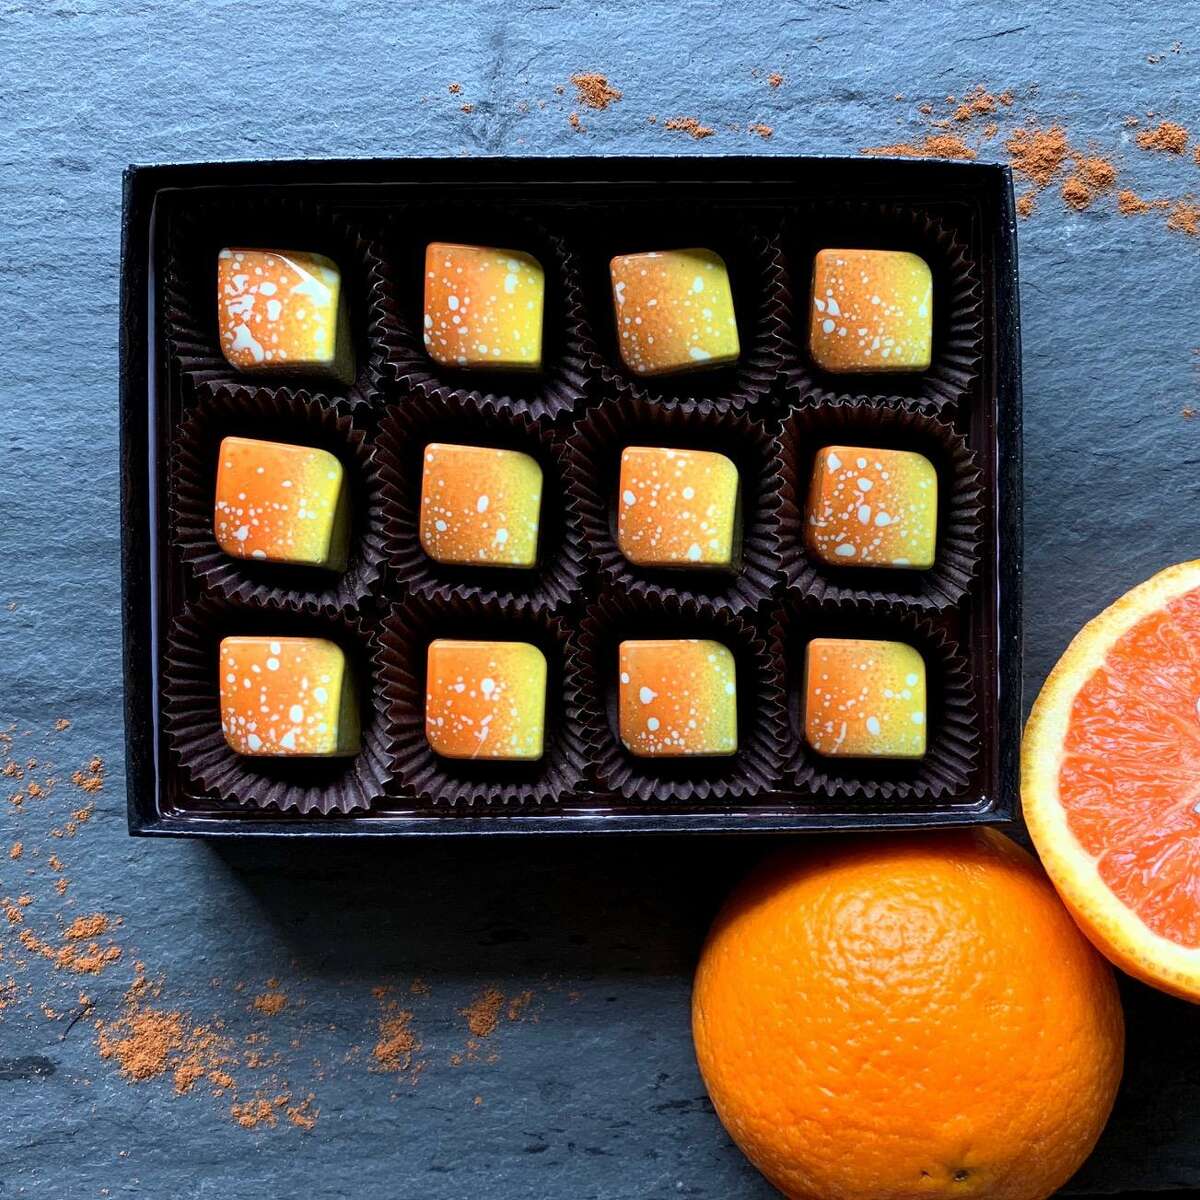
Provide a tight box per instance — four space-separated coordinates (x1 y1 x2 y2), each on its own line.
2 1 1199 1196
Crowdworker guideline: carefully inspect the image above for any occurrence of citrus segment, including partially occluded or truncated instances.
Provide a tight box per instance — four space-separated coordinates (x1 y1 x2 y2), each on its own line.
1023 559 1200 999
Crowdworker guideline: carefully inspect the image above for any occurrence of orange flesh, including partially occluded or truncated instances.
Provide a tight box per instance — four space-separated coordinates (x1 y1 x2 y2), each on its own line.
1059 585 1200 946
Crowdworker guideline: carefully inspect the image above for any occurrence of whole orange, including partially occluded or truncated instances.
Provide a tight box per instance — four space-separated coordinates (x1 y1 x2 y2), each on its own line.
692 829 1124 1200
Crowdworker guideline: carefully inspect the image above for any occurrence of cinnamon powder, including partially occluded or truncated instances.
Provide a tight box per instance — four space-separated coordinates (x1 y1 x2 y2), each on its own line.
1166 200 1200 236
64 913 109 940
1006 125 1070 189
507 990 534 1022
95 963 239 1095
1135 120 1189 154
232 1097 278 1130
1117 190 1169 215
71 757 104 792
952 85 1006 122
253 991 288 1016
1061 176 1093 211
462 987 504 1038
861 134 976 161
1060 154 1119 211
570 73 621 110
18 927 121 974
665 116 715 140
372 1010 419 1072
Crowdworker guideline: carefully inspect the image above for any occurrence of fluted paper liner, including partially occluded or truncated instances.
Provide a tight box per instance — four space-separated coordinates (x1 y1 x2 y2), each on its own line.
382 206 591 423
162 194 398 412
779 202 983 413
578 205 786 413
566 391 783 615
380 597 588 808
777 397 982 610
163 600 393 815
376 392 585 612
575 591 785 803
172 383 387 616
773 602 979 803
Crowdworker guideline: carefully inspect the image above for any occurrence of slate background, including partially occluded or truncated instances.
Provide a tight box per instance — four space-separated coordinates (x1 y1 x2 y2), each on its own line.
2 1 1199 1197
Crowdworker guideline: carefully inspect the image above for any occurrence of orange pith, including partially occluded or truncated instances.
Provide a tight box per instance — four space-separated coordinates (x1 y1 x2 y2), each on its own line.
1023 559 1200 1001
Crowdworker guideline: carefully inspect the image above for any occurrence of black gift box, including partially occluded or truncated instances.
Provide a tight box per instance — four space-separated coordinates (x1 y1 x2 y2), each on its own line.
120 156 1022 838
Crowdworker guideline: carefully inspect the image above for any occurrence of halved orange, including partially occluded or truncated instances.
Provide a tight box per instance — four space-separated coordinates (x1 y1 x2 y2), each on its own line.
1023 559 1200 1001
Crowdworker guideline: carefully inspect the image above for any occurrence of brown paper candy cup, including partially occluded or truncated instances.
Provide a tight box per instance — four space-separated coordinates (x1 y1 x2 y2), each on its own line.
574 590 785 804
376 392 585 612
380 597 588 808
171 383 387 616
772 601 979 803
382 206 592 423
777 397 982 611
578 205 786 413
779 201 983 412
162 600 393 815
565 391 782 615
162 194 396 412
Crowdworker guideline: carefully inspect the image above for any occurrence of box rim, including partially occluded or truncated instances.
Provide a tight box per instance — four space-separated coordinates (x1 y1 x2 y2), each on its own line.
120 155 1022 839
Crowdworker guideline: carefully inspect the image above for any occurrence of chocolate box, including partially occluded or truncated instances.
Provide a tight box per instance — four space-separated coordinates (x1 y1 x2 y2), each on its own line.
120 156 1022 838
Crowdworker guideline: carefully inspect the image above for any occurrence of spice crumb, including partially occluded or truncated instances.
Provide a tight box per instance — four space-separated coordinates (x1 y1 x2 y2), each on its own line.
569 73 621 110
460 103 474 114
664 116 715 140
71 758 104 793
1135 120 1189 154
767 72 783 88
952 84 1000 122
1061 175 1093 210
54 719 70 732
1166 200 1200 236
568 112 584 133
1016 193 1036 219
462 987 505 1038
1117 189 1169 215
65 914 109 941
507 990 534 1022
448 82 461 95
373 1010 420 1073
748 122 774 140
9 842 21 860
1006 124 1070 189
861 134 976 161
253 991 288 1016
287 1095 319 1130
232 1097 278 1130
